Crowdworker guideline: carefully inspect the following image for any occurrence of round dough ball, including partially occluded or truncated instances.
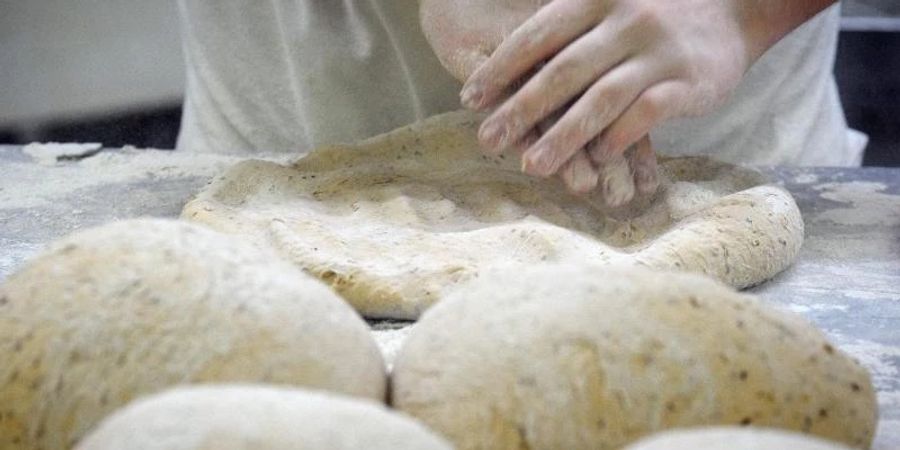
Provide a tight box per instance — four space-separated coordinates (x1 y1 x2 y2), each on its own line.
76 385 451 450
392 264 876 450
0 219 386 450
622 426 853 450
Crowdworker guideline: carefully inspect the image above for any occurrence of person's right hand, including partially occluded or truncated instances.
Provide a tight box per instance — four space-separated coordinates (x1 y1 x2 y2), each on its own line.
420 0 658 204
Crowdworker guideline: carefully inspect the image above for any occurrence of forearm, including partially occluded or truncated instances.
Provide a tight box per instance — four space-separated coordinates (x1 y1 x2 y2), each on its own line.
735 0 838 62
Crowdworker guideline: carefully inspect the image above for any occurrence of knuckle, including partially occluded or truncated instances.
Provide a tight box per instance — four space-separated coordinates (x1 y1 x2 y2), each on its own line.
637 91 666 121
554 120 589 149
605 131 630 154
629 1 664 30
545 57 582 88
590 84 623 116
502 97 544 132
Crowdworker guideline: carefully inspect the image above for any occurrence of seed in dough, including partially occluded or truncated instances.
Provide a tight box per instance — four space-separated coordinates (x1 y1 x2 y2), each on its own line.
0 219 385 450
391 264 876 450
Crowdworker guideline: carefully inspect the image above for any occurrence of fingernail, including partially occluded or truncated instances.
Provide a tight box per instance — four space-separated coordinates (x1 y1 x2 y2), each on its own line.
536 149 561 176
636 167 660 195
573 162 598 192
603 165 636 207
525 146 555 176
460 84 484 110
479 120 509 150
521 149 541 174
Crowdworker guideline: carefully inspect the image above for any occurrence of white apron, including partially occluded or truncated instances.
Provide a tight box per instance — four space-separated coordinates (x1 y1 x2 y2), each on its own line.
176 1 865 166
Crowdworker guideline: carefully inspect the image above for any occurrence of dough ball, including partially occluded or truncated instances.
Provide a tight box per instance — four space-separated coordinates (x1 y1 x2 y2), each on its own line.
622 426 853 450
0 219 385 450
392 264 876 450
76 384 451 450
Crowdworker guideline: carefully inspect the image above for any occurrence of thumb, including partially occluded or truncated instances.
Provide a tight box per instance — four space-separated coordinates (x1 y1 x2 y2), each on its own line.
452 49 490 84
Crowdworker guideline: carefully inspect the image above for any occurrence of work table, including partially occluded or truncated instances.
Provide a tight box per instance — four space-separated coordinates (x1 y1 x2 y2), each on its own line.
1 145 898 448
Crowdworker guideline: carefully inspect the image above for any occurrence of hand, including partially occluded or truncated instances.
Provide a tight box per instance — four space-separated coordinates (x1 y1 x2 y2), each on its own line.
421 0 655 202
459 0 835 197
462 0 752 189
420 0 660 203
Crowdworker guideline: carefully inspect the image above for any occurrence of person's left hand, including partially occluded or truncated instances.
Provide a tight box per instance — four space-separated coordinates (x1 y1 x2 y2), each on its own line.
460 0 753 194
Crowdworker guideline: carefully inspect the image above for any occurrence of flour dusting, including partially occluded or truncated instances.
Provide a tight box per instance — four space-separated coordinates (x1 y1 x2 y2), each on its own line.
813 181 900 226
23 142 102 166
372 323 414 371
792 172 819 184
1 147 290 209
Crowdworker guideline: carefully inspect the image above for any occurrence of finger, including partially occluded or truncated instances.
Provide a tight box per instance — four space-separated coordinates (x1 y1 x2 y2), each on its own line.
538 109 600 195
596 150 636 207
590 79 689 163
630 135 660 195
508 109 557 157
509 104 563 156
522 57 664 177
560 150 600 195
478 21 629 153
461 0 603 110
453 50 490 83
508 129 541 156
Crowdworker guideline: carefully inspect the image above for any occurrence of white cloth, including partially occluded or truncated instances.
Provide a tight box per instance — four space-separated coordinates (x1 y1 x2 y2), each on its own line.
176 1 865 166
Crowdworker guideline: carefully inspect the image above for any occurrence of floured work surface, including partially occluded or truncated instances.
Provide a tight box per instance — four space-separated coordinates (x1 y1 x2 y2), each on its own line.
183 111 803 319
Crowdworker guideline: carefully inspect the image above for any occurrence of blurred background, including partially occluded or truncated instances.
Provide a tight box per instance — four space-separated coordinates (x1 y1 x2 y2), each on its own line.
1 0 898 166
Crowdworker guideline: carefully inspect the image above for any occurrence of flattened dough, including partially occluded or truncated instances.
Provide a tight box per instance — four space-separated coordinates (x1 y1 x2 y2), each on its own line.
183 111 803 319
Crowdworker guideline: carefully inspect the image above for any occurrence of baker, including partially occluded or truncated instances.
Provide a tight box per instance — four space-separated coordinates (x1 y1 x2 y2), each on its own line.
176 1 864 204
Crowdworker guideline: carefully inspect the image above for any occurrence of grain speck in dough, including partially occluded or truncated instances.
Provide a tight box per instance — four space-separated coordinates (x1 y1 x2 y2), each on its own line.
0 219 385 450
391 264 877 450
183 111 804 319
76 385 452 450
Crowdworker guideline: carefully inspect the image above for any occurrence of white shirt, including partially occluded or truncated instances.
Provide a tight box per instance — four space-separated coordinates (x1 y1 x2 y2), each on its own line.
176 1 865 166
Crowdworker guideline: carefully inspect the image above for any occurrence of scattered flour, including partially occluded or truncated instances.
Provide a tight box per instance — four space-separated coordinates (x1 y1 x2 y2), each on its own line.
1 147 291 210
371 323 414 371
792 172 820 184
837 337 900 385
22 142 102 166
0 241 43 281
826 333 900 450
785 303 849 314
829 334 900 416
813 181 900 226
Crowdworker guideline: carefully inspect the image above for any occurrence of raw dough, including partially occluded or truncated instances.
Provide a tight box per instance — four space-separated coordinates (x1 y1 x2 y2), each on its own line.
622 427 853 450
391 264 876 450
0 219 385 450
76 385 452 450
183 111 803 319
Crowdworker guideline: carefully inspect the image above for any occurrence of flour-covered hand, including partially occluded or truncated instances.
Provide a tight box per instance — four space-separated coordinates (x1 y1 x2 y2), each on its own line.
463 0 753 181
420 0 653 203
462 0 835 195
